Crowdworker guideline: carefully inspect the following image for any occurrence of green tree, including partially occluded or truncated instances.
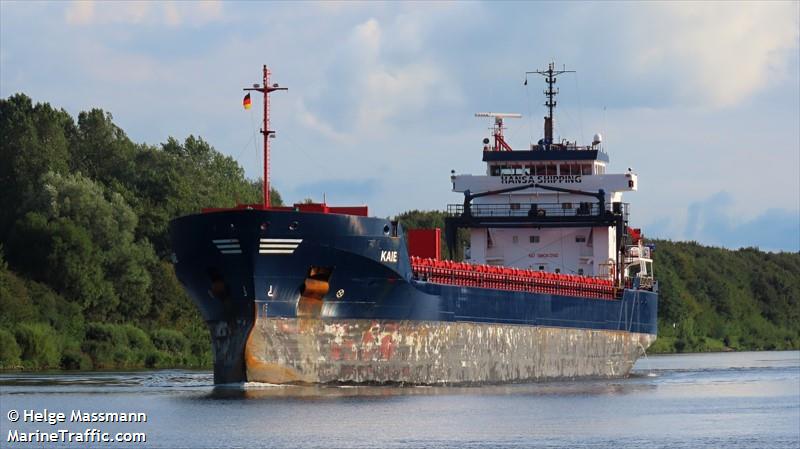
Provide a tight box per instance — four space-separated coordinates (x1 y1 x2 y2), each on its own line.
7 172 155 320
0 94 74 241
652 240 799 352
270 187 284 207
0 328 22 368
70 109 135 186
14 323 61 369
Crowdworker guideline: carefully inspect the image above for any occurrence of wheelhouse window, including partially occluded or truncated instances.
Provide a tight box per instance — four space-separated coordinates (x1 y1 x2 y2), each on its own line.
559 164 582 175
500 166 525 175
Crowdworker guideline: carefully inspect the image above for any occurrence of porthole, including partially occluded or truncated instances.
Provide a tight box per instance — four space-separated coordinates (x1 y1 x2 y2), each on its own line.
383 224 391 235
289 221 299 231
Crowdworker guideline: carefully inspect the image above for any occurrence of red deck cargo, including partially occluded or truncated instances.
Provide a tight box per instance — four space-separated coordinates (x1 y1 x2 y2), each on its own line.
407 228 441 260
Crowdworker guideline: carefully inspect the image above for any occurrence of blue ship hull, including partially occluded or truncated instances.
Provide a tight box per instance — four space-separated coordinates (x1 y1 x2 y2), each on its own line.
170 209 658 384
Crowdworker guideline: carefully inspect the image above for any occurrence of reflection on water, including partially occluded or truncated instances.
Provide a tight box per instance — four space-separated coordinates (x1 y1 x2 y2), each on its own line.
1 370 211 393
1 351 798 449
2 370 661 399
208 380 657 401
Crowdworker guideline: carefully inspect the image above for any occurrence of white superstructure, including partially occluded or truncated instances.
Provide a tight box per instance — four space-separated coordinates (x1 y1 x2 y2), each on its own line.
451 149 633 277
444 63 653 284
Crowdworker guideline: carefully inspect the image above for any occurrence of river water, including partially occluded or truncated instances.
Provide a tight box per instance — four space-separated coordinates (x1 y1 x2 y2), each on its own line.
1 351 798 448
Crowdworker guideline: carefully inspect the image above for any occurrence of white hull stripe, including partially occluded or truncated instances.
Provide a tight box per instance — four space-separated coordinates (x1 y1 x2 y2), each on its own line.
212 239 304 255
259 249 295 254
258 238 301 255
214 238 242 255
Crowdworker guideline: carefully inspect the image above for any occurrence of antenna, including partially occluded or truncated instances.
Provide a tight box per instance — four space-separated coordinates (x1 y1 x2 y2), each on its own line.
244 65 287 208
474 112 521 152
525 62 574 146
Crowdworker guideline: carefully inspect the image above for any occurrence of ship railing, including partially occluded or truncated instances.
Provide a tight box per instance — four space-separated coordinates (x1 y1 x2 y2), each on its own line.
530 142 601 152
625 245 651 259
446 202 628 219
409 256 618 300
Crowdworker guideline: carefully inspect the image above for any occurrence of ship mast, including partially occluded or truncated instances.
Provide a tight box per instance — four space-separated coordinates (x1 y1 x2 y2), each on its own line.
244 65 287 208
525 62 574 146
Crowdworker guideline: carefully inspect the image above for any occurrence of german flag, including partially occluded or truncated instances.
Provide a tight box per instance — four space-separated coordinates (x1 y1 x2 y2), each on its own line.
243 93 252 110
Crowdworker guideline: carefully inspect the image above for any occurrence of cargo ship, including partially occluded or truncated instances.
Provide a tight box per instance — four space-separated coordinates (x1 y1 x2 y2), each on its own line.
169 63 658 385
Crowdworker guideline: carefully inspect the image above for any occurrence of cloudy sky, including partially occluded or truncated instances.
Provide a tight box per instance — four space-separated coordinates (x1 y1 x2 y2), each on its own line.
2 1 798 251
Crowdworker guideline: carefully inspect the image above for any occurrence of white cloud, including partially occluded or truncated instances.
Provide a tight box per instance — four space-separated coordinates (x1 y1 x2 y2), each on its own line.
192 1 223 25
163 2 181 27
296 99 349 143
682 192 799 251
621 2 799 108
64 1 224 27
355 62 452 132
75 41 168 84
64 1 95 25
299 16 463 137
352 18 382 59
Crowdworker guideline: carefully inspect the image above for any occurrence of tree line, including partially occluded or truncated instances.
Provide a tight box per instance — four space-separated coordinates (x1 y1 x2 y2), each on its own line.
0 95 797 370
0 94 280 369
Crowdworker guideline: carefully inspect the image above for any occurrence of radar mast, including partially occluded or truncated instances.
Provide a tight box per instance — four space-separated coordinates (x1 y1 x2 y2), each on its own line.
243 66 287 208
525 62 574 147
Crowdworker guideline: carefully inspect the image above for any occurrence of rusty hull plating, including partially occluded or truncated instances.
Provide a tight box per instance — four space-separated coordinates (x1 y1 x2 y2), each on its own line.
244 315 655 385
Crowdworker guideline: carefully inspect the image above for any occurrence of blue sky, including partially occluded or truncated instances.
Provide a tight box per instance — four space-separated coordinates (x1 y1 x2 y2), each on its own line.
2 1 798 251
